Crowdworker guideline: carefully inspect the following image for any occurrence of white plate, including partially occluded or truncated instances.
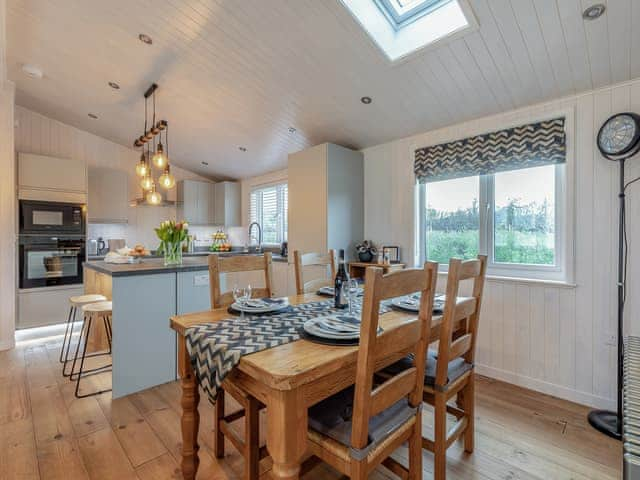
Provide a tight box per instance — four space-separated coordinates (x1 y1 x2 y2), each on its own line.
303 315 361 340
231 299 288 313
391 296 420 312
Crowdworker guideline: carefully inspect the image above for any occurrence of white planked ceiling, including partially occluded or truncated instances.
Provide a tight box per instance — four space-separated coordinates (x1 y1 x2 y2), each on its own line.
6 0 640 179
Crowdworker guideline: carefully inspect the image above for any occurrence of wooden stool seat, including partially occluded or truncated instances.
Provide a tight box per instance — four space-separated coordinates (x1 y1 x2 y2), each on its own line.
81 301 113 315
70 294 107 306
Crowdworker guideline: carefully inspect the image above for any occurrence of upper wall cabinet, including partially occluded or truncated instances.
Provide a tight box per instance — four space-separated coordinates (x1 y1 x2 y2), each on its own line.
18 153 87 203
177 180 215 225
288 143 363 261
88 167 129 224
214 181 241 226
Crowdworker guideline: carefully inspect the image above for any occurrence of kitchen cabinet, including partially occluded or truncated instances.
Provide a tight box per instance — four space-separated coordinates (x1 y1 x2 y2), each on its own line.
18 153 87 203
88 167 129 223
213 181 241 226
288 143 363 261
177 180 216 225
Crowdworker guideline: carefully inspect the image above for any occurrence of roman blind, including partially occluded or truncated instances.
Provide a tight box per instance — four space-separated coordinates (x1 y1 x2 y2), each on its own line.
250 182 288 245
414 117 566 183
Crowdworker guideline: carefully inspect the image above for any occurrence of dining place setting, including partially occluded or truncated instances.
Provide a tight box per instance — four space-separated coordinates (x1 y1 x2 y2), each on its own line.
170 249 487 480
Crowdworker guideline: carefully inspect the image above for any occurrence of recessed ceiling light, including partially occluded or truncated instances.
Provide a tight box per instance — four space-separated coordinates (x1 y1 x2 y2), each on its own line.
88 113 98 119
22 64 43 79
238 146 247 152
201 161 209 166
288 127 296 134
361 96 372 104
108 81 120 90
138 33 153 45
583 4 605 20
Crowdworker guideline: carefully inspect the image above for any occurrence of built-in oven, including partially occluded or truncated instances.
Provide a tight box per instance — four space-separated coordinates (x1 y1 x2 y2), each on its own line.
19 235 85 289
19 200 85 235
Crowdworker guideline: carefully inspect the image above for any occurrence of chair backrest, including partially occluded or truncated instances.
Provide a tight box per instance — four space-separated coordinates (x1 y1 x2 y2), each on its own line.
208 252 273 309
350 262 439 450
433 255 487 388
293 249 336 295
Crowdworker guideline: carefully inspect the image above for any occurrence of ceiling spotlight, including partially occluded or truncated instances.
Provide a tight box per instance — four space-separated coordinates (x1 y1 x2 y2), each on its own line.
108 81 120 90
360 96 372 104
22 64 43 79
201 161 209 166
583 4 605 20
138 33 153 45
239 146 247 152
288 127 297 134
88 113 98 119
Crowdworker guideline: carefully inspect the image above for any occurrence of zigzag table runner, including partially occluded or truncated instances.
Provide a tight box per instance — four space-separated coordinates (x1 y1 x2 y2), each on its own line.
186 299 392 403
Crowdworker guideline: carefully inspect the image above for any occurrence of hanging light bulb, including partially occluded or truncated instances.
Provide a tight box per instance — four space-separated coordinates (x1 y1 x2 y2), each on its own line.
135 151 148 177
146 183 162 205
152 129 167 168
140 173 153 191
158 164 176 189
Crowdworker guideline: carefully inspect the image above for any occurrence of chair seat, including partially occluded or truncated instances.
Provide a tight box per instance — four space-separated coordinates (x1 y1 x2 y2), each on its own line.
384 350 473 388
81 301 113 315
70 294 107 306
308 386 417 459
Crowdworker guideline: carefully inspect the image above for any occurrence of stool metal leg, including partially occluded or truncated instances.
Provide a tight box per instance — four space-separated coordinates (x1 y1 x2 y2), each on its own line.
67 311 112 380
74 314 112 399
59 305 75 363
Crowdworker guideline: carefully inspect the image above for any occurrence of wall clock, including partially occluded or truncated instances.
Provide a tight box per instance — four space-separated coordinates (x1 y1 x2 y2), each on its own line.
597 112 640 160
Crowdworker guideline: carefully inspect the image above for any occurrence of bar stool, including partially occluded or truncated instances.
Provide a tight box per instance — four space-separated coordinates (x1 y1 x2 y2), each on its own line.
69 300 113 398
60 294 107 377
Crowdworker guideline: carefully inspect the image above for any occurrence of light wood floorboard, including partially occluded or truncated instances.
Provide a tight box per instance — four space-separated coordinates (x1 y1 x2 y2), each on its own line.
0 335 622 479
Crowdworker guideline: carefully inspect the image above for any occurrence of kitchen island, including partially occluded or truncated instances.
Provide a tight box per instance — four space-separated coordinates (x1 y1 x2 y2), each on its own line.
84 253 288 398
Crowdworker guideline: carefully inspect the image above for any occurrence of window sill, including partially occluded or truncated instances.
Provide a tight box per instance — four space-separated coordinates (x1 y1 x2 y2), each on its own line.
435 271 576 289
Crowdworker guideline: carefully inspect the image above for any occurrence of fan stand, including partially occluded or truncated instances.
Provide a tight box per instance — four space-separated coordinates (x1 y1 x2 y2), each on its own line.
588 157 626 440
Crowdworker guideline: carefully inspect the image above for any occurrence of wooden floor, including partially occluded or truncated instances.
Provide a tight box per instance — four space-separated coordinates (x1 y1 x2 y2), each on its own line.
1 330 622 480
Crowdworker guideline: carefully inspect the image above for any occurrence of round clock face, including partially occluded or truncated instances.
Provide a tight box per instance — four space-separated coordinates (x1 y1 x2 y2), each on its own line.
598 114 639 156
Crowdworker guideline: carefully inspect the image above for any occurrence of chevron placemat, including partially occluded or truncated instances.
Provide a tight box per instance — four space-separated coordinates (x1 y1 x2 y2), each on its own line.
185 298 391 403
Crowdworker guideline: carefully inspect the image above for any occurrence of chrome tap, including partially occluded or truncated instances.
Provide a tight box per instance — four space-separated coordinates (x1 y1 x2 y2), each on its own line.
248 222 262 253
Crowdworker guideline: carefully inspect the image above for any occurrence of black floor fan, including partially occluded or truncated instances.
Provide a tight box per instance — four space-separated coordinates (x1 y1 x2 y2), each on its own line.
589 112 640 440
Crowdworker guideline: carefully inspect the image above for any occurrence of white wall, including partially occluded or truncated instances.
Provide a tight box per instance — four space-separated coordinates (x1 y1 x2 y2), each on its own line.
363 78 640 410
14 106 218 250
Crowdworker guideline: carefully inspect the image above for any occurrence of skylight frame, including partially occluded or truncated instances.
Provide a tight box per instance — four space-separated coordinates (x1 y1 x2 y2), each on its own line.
375 0 455 31
339 0 477 63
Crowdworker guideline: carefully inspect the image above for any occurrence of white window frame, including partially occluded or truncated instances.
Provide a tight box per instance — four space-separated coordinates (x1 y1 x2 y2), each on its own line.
416 109 575 284
249 182 288 247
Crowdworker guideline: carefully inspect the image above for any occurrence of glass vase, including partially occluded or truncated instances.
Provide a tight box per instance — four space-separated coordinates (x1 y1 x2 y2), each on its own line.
163 241 183 266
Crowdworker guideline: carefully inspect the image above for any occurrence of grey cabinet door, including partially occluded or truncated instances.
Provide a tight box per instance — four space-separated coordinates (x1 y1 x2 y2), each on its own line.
88 167 128 223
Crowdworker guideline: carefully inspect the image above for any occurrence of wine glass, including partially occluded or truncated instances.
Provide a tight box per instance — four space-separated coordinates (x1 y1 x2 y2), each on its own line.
347 278 359 316
233 284 252 318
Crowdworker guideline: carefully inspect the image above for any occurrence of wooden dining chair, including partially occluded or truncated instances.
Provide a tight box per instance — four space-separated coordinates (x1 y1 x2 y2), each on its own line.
207 252 273 480
306 262 439 479
421 255 487 480
293 249 336 295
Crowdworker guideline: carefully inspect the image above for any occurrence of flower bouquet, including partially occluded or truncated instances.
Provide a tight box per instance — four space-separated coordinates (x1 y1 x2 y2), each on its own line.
155 220 189 266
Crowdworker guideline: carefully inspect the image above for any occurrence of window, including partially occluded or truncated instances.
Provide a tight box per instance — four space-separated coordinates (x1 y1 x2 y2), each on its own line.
250 183 288 245
339 0 472 61
419 164 566 281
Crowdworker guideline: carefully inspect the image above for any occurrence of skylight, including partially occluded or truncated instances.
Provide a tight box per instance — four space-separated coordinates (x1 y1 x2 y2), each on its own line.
340 0 474 61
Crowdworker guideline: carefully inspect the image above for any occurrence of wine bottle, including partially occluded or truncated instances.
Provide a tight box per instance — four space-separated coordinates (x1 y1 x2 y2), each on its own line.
334 249 349 309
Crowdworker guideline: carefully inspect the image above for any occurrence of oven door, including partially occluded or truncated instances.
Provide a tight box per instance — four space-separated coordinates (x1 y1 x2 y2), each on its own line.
19 200 85 235
19 236 85 288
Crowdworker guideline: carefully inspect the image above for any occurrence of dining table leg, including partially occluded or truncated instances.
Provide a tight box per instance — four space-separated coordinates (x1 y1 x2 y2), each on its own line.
178 335 200 480
267 388 307 479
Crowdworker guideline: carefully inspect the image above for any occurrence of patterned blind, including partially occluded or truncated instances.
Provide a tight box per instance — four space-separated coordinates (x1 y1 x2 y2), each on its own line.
414 117 566 183
250 182 288 245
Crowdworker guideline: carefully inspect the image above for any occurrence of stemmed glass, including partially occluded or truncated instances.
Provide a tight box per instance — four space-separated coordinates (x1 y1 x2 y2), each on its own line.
233 284 252 318
346 278 359 316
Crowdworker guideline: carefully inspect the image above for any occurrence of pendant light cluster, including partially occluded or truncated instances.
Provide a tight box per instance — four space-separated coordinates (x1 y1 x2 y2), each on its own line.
133 83 175 205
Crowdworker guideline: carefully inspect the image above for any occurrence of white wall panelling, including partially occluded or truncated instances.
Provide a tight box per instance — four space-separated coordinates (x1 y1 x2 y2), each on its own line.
14 106 217 249
363 78 640 410
7 0 640 179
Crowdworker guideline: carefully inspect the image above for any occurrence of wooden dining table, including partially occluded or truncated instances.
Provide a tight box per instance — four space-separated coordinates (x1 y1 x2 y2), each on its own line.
169 293 474 480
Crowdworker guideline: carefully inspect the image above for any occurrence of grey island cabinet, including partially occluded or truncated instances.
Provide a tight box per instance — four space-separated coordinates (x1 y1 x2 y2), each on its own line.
84 255 287 398
84 258 212 398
